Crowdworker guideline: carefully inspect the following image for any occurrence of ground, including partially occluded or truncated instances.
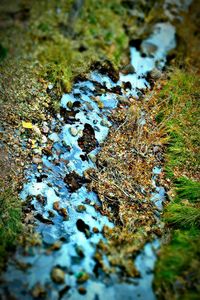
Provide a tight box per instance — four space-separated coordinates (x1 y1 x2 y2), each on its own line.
0 1 199 299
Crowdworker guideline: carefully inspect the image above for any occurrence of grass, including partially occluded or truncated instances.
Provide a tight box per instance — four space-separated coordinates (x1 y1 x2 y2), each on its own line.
155 228 200 300
153 4 200 295
153 68 200 299
0 183 22 271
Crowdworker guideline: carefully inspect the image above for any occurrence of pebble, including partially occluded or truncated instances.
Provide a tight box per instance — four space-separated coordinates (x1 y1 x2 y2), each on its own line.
76 205 86 213
32 157 42 164
32 125 41 136
51 267 65 284
67 101 73 109
48 83 54 90
77 272 89 283
70 127 78 137
100 119 110 127
78 287 87 295
32 283 46 298
141 42 158 56
122 64 136 75
150 68 162 80
42 125 49 134
41 135 47 144
86 103 93 111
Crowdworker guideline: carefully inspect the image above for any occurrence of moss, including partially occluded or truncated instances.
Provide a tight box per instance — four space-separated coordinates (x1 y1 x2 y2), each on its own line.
0 183 22 272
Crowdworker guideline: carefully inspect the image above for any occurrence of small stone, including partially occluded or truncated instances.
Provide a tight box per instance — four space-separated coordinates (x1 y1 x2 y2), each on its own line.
60 208 69 220
78 286 87 295
33 125 41 136
42 125 49 134
86 103 93 111
32 156 42 164
97 101 104 109
53 201 60 211
51 242 62 251
100 119 110 127
76 205 86 213
41 135 47 144
141 42 158 56
77 272 89 283
51 267 65 284
122 64 135 75
93 227 99 234
32 283 46 298
67 101 73 109
150 68 162 80
48 83 54 90
70 127 78 137
75 245 85 257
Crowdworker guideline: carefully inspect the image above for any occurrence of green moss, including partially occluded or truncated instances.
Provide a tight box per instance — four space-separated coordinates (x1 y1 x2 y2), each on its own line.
0 183 22 271
155 229 200 299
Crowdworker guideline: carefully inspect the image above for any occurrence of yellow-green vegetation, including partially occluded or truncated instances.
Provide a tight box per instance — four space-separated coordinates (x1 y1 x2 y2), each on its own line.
0 182 22 271
0 0 164 119
154 68 200 300
154 2 200 296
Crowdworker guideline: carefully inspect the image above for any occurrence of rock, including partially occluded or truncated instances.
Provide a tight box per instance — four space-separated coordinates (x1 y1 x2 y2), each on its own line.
76 205 86 213
51 267 65 284
32 283 46 298
53 201 60 211
75 245 85 257
42 125 49 134
141 42 158 56
150 68 162 80
48 83 54 90
41 135 47 144
97 101 104 109
32 156 42 164
64 171 85 192
50 242 62 251
70 127 78 137
86 103 93 111
93 227 99 233
60 208 69 220
100 119 111 127
67 101 73 109
121 64 135 75
76 272 89 283
78 287 87 295
33 125 41 136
